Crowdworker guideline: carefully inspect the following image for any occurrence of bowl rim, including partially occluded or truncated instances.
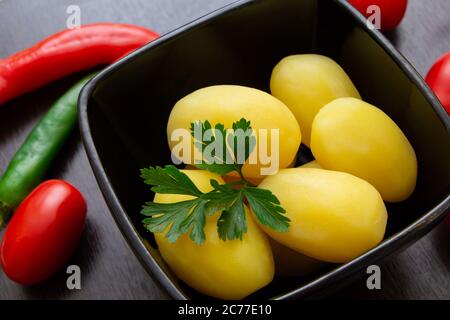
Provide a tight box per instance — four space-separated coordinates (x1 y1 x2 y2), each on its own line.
78 0 450 300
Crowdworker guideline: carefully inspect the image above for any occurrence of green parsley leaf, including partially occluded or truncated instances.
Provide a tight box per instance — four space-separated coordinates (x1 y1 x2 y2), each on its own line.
180 199 208 244
217 191 247 241
190 120 235 175
191 118 256 177
140 118 290 245
229 118 256 164
140 165 202 197
243 186 290 232
142 200 199 242
203 179 238 209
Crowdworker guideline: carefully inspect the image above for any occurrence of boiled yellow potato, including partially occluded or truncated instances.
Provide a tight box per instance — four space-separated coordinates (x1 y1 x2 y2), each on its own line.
167 85 302 179
257 168 387 263
269 239 324 278
154 170 274 300
311 97 417 202
270 54 360 147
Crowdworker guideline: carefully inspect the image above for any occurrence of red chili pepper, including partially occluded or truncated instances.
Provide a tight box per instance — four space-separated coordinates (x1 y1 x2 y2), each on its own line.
0 180 87 285
0 23 159 105
426 52 450 115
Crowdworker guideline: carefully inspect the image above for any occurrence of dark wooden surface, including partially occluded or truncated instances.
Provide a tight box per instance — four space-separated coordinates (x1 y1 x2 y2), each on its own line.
0 0 449 300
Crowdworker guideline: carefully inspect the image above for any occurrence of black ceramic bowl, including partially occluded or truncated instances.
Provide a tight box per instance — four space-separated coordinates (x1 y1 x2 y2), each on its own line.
79 0 450 300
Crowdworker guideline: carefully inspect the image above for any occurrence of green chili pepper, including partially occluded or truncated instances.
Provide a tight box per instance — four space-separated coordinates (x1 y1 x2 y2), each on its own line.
0 73 95 228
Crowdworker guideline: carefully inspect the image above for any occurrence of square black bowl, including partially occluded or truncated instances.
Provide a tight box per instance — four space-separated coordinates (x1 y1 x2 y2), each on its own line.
78 0 450 299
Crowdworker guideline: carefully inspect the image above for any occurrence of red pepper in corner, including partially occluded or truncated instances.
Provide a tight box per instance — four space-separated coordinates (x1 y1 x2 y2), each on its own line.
0 23 159 105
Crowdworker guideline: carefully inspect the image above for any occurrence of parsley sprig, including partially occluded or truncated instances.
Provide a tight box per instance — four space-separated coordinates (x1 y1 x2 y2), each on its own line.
141 118 290 245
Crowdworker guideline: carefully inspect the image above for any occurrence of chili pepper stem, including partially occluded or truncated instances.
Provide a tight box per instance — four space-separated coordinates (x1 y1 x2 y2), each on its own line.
0 200 13 229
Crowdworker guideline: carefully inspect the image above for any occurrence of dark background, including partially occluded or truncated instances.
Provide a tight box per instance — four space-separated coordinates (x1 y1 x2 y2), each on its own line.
0 0 449 299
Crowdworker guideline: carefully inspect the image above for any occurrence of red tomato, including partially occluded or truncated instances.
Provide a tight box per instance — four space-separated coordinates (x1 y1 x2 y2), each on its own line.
427 54 450 228
0 180 86 285
426 52 450 115
348 0 408 31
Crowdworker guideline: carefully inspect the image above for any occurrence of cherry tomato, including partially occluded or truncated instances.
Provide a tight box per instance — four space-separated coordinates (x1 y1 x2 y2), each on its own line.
0 180 86 285
426 52 450 115
426 53 450 227
348 0 408 31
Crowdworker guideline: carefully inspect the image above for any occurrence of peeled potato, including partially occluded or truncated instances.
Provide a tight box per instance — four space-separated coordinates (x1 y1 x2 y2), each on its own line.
154 170 274 300
257 168 387 263
270 54 360 146
311 97 417 202
167 85 302 179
